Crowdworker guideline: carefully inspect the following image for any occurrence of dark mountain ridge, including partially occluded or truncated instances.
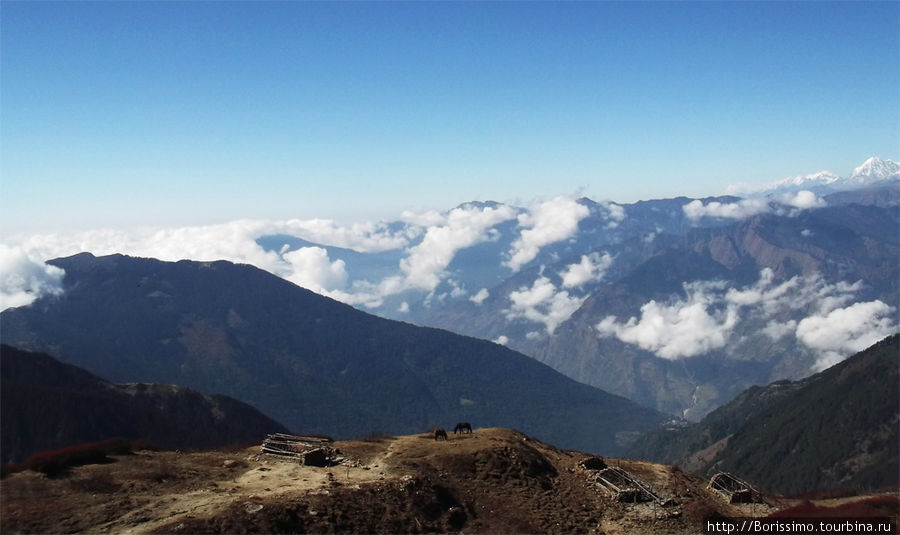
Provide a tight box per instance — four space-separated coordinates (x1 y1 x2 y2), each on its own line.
629 335 899 494
0 344 289 464
0 253 665 455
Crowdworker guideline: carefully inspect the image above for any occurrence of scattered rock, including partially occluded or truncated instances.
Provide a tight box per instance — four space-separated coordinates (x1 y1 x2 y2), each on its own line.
244 502 264 514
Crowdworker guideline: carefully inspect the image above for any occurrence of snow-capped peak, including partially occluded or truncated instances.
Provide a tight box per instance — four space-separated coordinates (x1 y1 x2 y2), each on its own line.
736 156 899 197
772 170 840 188
850 157 900 182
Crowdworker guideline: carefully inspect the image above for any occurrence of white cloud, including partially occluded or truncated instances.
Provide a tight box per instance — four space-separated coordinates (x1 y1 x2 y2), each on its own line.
506 276 585 335
398 301 410 313
1 219 408 309
400 204 516 292
727 170 838 195
724 268 799 314
762 319 797 341
603 202 626 229
595 281 740 360
278 219 409 253
796 300 896 371
494 335 509 345
0 245 65 311
683 191 824 222
682 198 770 221
596 268 893 366
398 209 447 228
447 279 467 298
777 190 826 210
281 247 348 294
560 252 613 289
506 197 590 271
470 288 490 305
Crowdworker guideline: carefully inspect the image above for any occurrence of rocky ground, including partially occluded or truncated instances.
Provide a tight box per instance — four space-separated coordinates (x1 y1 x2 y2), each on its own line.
1 428 895 534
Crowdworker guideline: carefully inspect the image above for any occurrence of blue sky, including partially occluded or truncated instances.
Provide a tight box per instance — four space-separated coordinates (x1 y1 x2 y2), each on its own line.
1 1 898 233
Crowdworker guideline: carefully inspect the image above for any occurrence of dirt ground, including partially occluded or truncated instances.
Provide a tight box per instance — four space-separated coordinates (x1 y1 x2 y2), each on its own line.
1 428 895 534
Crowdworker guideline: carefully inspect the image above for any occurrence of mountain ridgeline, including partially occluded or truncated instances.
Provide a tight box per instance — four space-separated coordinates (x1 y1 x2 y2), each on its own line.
0 253 665 456
629 335 899 495
0 344 290 464
419 193 899 420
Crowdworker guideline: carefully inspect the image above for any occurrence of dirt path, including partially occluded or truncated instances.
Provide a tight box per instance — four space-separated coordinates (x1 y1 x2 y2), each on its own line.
109 446 402 534
4 429 891 535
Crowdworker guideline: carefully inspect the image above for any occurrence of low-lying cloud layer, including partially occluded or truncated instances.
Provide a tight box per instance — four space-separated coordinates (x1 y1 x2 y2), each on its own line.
0 218 408 311
0 198 598 312
682 198 770 220
506 197 590 271
560 253 613 289
0 244 65 310
682 190 826 221
796 300 896 371
595 280 739 360
596 268 896 370
504 252 613 335
400 204 516 292
506 276 585 336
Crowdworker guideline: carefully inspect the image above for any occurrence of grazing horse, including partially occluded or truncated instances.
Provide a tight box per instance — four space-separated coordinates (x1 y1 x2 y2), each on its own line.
434 428 448 441
453 422 472 434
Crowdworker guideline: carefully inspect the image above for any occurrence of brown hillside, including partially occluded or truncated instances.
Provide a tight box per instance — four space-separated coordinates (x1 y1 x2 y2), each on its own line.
3 428 891 534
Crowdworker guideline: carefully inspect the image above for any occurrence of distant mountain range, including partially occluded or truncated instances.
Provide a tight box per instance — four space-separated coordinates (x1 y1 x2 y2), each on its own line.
232 158 900 423
1 156 895 455
753 157 900 195
407 182 898 419
0 253 664 456
755 156 900 195
1 344 289 464
629 335 899 495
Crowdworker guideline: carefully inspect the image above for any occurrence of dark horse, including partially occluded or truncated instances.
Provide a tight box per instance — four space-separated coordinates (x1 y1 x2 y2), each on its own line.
434 428 448 441
453 422 472 434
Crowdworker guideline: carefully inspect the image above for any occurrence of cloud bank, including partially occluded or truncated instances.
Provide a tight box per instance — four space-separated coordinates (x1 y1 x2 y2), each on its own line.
506 197 589 271
595 281 739 360
682 191 826 221
506 276 585 335
400 204 516 292
0 245 65 310
596 268 896 369
560 252 613 289
682 198 770 220
0 218 410 312
282 247 348 294
796 300 896 371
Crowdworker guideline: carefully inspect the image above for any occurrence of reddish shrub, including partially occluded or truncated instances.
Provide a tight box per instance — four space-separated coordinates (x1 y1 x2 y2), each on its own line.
769 495 900 518
787 488 858 501
4 437 142 477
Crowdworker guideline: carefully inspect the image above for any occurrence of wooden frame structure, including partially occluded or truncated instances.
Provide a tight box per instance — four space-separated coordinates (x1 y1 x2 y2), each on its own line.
260 433 335 466
708 472 763 503
594 466 662 503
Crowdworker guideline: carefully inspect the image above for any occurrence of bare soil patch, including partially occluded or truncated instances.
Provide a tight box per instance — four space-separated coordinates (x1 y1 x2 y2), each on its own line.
2 428 894 534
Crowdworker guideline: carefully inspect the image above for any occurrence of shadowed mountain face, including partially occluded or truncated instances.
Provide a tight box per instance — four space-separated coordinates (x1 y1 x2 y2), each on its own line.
0 345 290 464
629 335 899 495
0 253 664 456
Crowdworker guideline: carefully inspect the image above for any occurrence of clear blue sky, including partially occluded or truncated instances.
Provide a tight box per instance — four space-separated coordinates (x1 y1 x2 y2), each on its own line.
1 1 898 233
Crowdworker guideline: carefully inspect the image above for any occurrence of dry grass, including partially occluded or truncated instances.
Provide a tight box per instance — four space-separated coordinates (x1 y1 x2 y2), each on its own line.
1 428 894 535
